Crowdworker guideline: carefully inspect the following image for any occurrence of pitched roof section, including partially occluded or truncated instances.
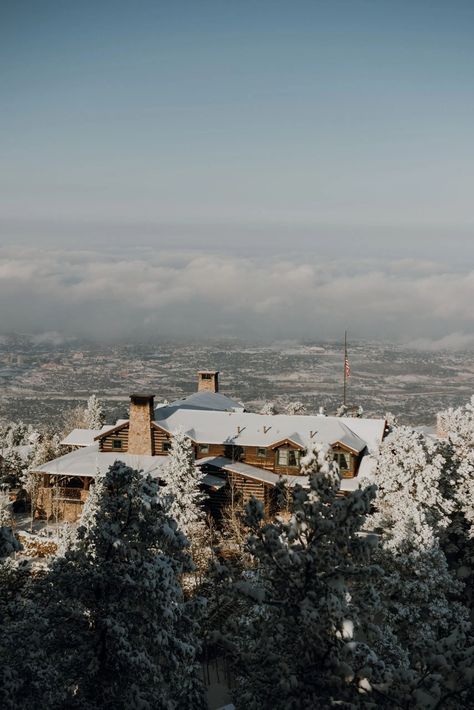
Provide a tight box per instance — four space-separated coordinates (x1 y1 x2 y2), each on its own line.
93 421 129 441
156 390 245 415
33 444 167 479
195 456 308 487
60 426 114 448
154 409 383 454
33 445 225 491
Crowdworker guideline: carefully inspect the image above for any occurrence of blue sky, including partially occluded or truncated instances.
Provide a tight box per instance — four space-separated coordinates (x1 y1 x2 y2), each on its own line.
1 1 473 342
2 0 473 231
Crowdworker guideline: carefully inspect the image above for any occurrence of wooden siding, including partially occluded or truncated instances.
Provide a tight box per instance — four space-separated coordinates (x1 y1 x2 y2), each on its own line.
36 475 94 522
153 426 171 455
100 425 129 453
196 443 226 459
241 446 275 471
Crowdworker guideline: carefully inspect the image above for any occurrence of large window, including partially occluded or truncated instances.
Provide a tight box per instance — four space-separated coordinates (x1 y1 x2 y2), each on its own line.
333 451 351 472
277 447 300 467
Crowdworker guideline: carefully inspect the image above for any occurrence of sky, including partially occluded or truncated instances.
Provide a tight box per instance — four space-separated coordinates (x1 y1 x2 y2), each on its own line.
1 1 474 345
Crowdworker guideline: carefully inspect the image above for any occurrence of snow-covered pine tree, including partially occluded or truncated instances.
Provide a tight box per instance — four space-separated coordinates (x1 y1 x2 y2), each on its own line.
0 447 27 488
371 426 454 535
226 445 383 709
365 419 474 707
165 428 206 537
5 462 205 710
436 398 474 597
285 400 306 415
30 430 62 467
259 401 279 415
84 394 105 430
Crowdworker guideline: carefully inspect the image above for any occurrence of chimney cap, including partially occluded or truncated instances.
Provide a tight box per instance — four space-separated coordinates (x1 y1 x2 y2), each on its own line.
198 370 219 375
129 392 155 401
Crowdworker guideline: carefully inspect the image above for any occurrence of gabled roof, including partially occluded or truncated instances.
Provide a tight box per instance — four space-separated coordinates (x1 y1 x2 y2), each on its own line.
93 421 129 441
154 409 382 454
195 456 309 487
156 390 245 416
269 433 306 450
33 445 223 491
33 444 166 479
61 426 114 448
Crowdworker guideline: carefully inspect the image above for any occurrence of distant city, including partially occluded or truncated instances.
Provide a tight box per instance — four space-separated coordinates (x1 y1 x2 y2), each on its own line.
0 334 472 428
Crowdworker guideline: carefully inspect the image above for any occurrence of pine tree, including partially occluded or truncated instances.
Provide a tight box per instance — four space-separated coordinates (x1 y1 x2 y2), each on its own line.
226 445 383 709
2 462 205 710
165 428 206 537
84 394 105 430
371 426 453 535
259 401 279 415
437 399 474 582
30 430 62 467
285 401 306 415
365 419 474 707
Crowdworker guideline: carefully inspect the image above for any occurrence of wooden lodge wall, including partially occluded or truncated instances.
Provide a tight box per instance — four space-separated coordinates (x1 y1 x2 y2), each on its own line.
98 423 359 479
99 426 130 452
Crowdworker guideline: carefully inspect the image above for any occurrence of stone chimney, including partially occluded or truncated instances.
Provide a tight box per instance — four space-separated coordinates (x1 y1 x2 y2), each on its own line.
197 371 219 393
128 394 155 455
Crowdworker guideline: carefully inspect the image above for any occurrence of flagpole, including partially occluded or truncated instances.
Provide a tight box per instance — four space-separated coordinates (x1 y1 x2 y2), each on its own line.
343 330 347 407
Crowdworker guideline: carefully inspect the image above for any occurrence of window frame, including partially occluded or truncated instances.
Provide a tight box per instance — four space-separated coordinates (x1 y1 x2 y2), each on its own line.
276 446 300 468
333 450 352 472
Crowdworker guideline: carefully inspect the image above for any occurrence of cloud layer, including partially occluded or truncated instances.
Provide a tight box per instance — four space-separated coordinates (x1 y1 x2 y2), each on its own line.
1 245 473 346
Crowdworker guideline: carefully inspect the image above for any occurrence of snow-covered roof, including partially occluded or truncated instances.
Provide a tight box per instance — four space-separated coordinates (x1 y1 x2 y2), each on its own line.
60 426 114 448
34 444 167 479
154 410 384 454
156 390 245 415
33 445 224 490
197 456 310 488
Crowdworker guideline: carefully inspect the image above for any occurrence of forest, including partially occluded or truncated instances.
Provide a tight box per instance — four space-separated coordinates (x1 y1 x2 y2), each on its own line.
0 396 473 709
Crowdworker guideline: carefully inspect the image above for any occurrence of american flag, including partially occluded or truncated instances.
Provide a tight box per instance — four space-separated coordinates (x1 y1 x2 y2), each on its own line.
344 356 351 378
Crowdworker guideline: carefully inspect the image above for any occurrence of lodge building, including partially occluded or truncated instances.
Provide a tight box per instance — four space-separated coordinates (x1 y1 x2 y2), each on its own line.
34 371 386 522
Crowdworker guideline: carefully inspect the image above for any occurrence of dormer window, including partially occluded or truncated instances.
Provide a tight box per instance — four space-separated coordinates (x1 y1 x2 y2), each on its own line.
277 447 300 467
333 451 351 472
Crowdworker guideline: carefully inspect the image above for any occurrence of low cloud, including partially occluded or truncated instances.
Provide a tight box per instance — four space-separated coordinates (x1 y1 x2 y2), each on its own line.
0 245 474 346
407 333 474 351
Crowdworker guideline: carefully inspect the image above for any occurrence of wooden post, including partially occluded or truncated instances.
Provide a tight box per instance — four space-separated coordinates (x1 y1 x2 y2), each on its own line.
343 330 348 407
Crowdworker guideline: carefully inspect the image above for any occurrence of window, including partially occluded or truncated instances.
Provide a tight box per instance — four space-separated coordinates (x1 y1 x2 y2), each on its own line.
333 451 351 471
162 441 172 452
199 444 209 454
112 439 122 450
277 447 300 467
257 447 267 458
